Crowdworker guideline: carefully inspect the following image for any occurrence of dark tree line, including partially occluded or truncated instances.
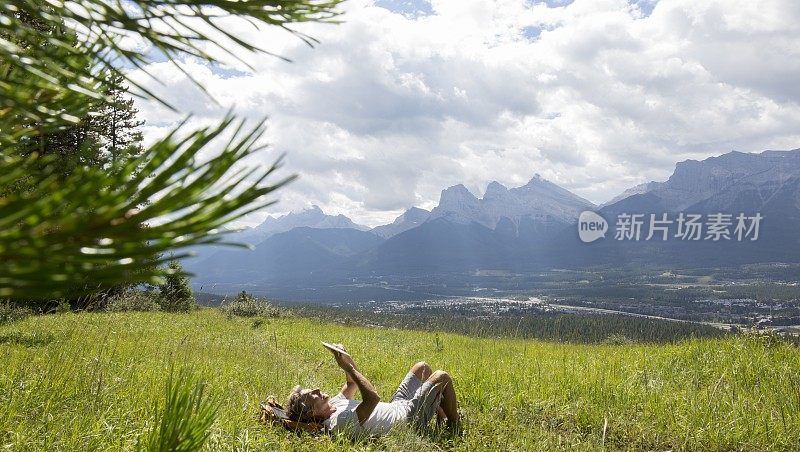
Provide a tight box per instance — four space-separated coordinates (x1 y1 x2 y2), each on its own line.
291 305 728 344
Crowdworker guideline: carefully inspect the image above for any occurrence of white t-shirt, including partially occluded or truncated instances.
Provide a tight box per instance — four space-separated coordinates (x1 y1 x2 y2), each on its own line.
323 392 412 437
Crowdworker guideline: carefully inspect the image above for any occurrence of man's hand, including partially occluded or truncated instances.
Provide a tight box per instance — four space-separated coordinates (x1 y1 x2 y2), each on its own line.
333 350 354 371
328 344 358 399
328 343 356 370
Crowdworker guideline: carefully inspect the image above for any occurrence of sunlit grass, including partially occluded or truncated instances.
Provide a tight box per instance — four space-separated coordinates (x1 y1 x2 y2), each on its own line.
1 310 798 450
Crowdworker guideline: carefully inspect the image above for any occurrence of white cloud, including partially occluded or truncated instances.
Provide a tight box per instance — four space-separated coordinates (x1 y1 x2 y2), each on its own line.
131 0 800 227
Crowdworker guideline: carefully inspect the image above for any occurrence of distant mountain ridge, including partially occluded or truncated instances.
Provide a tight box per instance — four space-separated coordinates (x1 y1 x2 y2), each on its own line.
184 205 369 275
608 149 800 210
570 148 800 268
187 148 800 300
603 181 660 207
237 205 369 244
370 207 430 238
429 174 595 230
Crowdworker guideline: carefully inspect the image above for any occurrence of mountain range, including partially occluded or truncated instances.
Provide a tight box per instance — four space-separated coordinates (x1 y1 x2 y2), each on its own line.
370 207 430 238
185 148 800 298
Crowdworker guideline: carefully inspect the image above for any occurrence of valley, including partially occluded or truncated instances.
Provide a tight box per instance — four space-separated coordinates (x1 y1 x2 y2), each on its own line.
187 149 800 334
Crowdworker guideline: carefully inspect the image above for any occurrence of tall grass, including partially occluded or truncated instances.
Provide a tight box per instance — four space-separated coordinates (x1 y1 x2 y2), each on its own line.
141 368 218 451
0 310 798 450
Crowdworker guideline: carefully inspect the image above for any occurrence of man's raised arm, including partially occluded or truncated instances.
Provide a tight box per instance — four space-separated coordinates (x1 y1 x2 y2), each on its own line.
334 353 379 424
332 344 358 399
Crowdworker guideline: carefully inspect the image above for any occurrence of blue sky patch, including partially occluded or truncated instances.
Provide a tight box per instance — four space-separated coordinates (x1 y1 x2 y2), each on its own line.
631 0 659 17
522 24 561 40
522 25 545 39
543 0 575 7
210 65 248 79
534 0 657 15
375 0 434 18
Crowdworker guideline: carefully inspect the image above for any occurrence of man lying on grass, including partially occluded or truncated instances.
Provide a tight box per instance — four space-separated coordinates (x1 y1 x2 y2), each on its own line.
286 343 461 438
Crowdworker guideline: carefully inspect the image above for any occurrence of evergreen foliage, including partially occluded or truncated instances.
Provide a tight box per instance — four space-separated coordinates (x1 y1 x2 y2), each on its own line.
158 261 195 313
0 0 343 300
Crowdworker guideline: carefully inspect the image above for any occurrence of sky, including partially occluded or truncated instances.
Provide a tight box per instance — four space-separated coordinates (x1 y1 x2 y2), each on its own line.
131 0 800 228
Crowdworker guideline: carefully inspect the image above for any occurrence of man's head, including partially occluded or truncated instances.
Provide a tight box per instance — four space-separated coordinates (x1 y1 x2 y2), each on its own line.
286 385 335 423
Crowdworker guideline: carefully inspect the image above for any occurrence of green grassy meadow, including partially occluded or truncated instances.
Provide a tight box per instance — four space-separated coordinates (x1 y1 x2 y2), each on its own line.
1 309 799 451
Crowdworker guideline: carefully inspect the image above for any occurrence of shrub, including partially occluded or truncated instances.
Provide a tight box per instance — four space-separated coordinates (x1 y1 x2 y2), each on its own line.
0 302 32 325
158 261 196 313
221 291 282 319
742 328 800 348
106 291 162 313
603 334 634 345
55 300 71 314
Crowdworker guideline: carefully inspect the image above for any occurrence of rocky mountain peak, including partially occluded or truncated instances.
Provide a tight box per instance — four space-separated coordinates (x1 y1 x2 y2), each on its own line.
440 184 477 201
431 184 483 224
370 207 431 238
252 205 368 237
401 207 431 222
524 173 544 186
607 149 800 211
428 175 594 228
484 181 508 200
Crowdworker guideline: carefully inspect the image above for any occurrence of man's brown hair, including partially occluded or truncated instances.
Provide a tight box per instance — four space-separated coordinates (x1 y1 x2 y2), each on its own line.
286 385 315 423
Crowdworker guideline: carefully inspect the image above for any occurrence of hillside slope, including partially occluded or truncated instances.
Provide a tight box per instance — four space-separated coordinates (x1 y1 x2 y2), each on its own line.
1 311 797 450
